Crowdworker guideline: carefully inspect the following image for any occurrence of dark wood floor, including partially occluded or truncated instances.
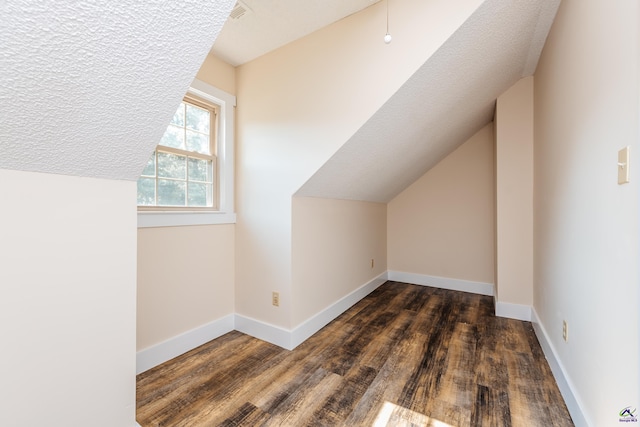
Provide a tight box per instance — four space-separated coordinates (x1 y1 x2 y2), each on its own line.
137 281 574 426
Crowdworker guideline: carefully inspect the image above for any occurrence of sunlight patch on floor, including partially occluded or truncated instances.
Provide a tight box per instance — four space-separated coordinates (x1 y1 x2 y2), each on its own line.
373 401 456 427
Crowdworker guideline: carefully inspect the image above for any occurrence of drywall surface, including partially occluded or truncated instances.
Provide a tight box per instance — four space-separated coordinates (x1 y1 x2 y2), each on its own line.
534 0 639 424
236 0 483 329
137 224 235 351
388 123 495 284
495 77 534 307
196 54 237 96
297 0 560 202
137 55 236 352
291 197 387 327
0 0 234 181
211 0 384 66
0 170 137 427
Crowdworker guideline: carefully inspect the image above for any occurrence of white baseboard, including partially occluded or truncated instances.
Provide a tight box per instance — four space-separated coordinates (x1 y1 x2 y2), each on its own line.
135 274 586 427
389 271 533 322
388 271 494 296
531 308 589 427
136 314 234 374
291 271 388 349
234 314 294 350
495 301 532 321
235 272 388 351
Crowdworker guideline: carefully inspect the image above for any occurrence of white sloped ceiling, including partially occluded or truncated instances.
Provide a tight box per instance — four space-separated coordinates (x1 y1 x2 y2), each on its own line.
296 0 560 203
0 0 235 181
211 0 382 66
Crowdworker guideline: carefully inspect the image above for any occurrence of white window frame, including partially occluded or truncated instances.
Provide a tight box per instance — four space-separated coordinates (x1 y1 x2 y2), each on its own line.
138 79 236 228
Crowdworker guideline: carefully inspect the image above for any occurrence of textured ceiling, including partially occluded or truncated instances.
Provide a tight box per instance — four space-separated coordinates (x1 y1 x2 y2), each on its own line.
0 0 235 181
212 0 382 66
296 0 561 203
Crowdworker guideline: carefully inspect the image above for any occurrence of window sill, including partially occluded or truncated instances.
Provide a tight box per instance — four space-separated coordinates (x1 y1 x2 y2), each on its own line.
137 211 236 228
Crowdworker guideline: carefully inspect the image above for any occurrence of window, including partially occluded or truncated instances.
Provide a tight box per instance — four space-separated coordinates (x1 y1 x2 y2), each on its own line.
137 79 236 228
138 96 218 209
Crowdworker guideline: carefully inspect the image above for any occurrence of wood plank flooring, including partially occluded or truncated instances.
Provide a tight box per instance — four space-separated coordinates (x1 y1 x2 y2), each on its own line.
137 281 574 426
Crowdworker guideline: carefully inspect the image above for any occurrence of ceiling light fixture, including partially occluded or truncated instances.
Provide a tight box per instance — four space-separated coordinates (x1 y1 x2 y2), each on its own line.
384 0 392 44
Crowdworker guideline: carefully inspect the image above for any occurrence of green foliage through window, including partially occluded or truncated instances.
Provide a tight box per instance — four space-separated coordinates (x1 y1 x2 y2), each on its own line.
137 99 216 209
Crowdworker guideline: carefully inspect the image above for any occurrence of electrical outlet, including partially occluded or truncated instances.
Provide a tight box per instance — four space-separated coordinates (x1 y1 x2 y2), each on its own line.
562 320 568 342
272 292 280 307
371 258 374 269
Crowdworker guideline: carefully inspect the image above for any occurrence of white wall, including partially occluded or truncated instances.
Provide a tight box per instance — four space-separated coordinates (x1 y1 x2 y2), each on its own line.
137 224 235 351
137 55 237 355
291 197 387 327
196 52 236 95
235 0 483 329
387 123 495 286
0 170 137 427
534 0 639 424
1 1 234 422
495 77 534 310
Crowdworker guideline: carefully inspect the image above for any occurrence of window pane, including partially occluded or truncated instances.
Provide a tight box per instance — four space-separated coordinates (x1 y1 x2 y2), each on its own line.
186 130 210 155
188 158 212 182
137 178 155 205
188 182 212 207
186 104 210 133
141 153 156 177
157 152 186 179
158 180 186 206
159 125 185 150
137 94 220 209
170 103 185 127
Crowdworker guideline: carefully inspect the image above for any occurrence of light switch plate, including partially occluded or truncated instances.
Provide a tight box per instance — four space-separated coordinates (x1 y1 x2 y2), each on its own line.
618 146 630 184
